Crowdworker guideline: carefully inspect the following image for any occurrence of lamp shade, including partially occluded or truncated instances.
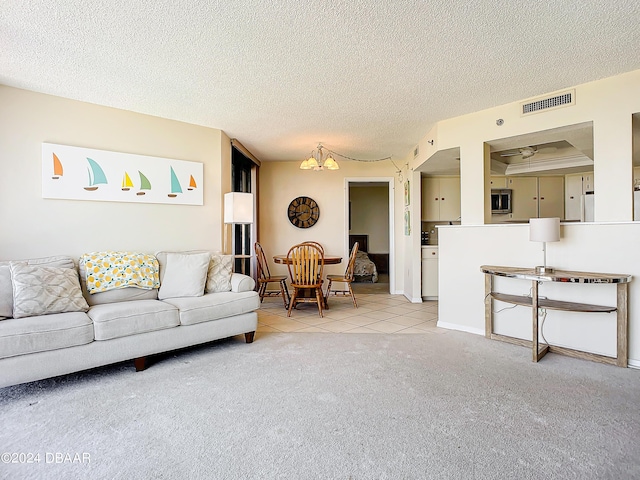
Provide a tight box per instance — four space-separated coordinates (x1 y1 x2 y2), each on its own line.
224 192 254 224
529 217 560 243
324 155 339 170
299 159 311 170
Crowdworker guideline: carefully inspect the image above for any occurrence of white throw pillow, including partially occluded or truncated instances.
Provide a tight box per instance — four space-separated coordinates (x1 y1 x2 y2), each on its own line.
158 252 210 300
10 263 89 319
206 255 233 293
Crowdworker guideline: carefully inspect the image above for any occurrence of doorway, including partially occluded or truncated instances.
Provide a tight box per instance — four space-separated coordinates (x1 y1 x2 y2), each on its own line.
345 178 395 294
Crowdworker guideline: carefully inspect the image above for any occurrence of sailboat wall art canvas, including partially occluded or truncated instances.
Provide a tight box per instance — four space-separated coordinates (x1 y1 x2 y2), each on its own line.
42 143 203 205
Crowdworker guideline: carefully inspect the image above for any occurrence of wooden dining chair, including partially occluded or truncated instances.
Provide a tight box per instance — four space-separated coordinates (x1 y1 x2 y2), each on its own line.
301 241 326 302
255 242 290 308
325 242 359 308
303 241 324 255
286 243 325 317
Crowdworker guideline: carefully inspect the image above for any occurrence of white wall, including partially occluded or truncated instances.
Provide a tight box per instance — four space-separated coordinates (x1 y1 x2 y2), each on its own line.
0 86 229 260
438 223 640 366
411 69 640 367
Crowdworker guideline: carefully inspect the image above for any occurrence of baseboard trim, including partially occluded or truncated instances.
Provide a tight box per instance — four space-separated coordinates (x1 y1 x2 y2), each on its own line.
403 294 423 304
438 322 640 369
437 321 484 336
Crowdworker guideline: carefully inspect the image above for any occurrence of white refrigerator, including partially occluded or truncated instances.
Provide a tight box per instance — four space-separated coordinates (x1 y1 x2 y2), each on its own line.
581 193 595 222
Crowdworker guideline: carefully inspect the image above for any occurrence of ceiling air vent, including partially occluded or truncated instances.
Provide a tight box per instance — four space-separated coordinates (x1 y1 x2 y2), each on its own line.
413 146 419 158
521 89 575 116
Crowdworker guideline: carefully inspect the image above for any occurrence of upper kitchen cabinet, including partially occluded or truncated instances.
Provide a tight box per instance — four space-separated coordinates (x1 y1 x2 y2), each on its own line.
565 173 583 220
490 176 507 188
506 176 565 221
421 176 461 221
538 177 564 218
508 176 538 220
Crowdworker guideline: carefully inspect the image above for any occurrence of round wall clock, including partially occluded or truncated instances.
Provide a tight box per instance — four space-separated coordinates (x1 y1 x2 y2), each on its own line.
288 196 320 228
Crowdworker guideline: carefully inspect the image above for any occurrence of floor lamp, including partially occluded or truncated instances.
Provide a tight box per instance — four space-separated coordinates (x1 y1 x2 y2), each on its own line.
224 192 254 272
529 217 560 274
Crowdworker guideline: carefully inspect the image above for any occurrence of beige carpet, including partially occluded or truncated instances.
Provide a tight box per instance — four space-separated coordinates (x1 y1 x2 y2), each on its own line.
1 330 639 479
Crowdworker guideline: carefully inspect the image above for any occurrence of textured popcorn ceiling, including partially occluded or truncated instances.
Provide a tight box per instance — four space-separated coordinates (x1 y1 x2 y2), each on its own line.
2 0 640 162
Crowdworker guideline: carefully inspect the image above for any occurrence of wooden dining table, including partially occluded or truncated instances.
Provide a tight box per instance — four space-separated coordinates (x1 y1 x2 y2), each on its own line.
273 255 342 265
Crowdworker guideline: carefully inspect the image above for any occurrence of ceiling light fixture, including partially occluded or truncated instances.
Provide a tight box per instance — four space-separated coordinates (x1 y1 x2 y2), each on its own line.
298 143 401 179
300 144 340 171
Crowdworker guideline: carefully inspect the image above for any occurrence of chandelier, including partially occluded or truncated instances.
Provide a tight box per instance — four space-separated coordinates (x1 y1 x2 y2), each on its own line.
300 143 339 171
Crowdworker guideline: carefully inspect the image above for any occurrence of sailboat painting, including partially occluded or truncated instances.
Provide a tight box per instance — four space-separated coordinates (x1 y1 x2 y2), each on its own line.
42 142 203 205
167 167 182 198
84 158 108 191
188 175 197 191
121 172 133 191
137 171 151 196
52 153 63 179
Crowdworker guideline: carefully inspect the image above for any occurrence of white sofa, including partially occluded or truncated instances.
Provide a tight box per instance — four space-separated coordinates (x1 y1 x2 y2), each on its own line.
0 251 260 388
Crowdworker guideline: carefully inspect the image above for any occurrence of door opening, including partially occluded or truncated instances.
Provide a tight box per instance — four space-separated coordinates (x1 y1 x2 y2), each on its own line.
345 178 395 294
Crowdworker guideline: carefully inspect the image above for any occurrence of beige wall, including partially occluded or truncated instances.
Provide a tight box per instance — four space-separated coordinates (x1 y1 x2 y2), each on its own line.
0 86 229 260
257 159 405 292
349 185 389 253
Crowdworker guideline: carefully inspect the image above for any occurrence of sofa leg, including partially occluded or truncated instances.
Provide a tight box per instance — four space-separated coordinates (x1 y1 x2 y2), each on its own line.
134 356 147 372
244 331 255 344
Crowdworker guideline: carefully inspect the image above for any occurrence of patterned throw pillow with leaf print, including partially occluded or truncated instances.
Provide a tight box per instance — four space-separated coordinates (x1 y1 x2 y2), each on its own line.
10 263 89 319
205 255 233 293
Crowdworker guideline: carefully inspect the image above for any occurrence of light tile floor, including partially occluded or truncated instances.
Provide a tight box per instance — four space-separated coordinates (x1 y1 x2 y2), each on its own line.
257 293 444 335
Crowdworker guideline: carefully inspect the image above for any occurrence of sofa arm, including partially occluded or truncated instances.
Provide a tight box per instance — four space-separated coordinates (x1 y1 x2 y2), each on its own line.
230 273 255 293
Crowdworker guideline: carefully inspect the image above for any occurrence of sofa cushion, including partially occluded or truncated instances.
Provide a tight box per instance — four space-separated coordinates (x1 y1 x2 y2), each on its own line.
158 252 210 300
88 299 180 340
0 256 75 320
156 251 232 294
10 263 90 319
206 255 233 293
161 290 260 326
0 312 93 359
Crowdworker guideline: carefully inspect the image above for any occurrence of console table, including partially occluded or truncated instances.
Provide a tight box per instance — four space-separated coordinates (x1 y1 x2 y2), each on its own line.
481 265 632 367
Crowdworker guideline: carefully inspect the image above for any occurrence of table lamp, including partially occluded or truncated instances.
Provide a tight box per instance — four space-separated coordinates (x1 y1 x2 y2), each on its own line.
529 217 560 274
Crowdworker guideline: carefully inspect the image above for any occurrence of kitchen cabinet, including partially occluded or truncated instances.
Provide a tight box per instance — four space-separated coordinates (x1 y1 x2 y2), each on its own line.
538 176 564 218
421 177 460 221
490 176 507 188
508 177 538 220
582 174 593 193
421 246 438 298
565 173 583 221
507 176 564 221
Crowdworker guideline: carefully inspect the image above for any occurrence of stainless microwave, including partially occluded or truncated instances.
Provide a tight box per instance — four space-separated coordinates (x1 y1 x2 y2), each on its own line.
491 189 512 214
